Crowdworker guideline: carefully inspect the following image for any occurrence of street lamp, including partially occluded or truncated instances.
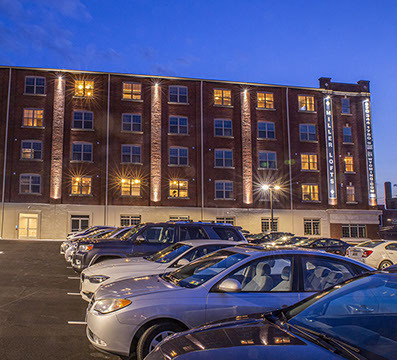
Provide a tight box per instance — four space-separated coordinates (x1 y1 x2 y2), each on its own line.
261 184 281 232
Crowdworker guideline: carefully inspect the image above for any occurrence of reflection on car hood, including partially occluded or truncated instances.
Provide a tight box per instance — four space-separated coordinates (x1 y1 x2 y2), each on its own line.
95 274 180 299
77 237 125 245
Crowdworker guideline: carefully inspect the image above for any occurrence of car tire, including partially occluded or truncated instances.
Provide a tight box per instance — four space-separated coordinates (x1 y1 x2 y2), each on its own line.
136 322 184 360
378 260 393 270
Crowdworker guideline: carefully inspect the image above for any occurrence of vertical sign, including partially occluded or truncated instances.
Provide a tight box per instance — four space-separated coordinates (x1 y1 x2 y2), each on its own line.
363 100 377 206
323 97 337 205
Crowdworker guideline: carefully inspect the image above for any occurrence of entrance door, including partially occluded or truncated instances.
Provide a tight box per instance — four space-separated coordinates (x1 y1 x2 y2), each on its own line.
18 213 39 239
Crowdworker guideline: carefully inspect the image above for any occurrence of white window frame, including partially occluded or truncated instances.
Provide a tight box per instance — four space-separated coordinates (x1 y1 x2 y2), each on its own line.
24 76 46 95
121 114 142 132
299 124 317 141
71 176 92 195
214 89 232 106
343 126 353 143
72 111 94 130
214 149 233 168
121 179 141 197
22 108 44 128
71 142 93 162
214 119 233 137
304 218 321 235
258 151 277 170
169 147 188 166
257 92 274 109
215 180 233 200
258 121 275 139
169 85 188 103
19 174 41 194
120 215 141 226
122 82 142 100
346 185 355 203
302 184 320 202
216 217 235 225
169 180 189 198
342 224 367 238
71 215 90 232
298 95 315 112
341 98 350 114
169 116 188 134
169 215 190 221
121 144 142 164
261 218 278 232
21 140 42 160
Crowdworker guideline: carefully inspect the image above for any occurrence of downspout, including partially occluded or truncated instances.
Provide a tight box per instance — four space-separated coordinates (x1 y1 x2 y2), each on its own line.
286 87 294 233
1 67 12 239
200 81 204 220
104 74 110 225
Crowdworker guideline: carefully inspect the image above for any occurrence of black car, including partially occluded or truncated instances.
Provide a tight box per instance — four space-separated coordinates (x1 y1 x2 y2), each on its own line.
71 221 246 272
295 237 350 256
146 269 397 360
248 232 294 245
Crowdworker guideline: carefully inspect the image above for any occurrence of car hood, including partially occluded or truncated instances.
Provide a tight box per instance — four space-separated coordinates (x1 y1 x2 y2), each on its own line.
84 257 164 276
77 237 126 246
94 274 180 300
148 319 344 360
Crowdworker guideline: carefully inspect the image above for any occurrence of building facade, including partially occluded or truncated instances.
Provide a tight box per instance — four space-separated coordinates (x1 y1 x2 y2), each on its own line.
0 66 380 240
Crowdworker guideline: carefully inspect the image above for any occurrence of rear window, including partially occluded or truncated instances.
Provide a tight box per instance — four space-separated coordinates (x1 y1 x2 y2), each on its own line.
212 227 241 241
357 240 384 248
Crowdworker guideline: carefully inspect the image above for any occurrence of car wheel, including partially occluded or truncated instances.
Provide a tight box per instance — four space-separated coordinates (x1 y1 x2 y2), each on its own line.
378 260 393 270
136 322 184 360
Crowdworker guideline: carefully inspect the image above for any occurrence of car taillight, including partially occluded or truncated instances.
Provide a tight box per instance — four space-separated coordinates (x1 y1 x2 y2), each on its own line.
362 250 373 258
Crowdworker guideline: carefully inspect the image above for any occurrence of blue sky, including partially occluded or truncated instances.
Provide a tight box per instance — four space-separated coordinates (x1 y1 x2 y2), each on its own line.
1 0 396 203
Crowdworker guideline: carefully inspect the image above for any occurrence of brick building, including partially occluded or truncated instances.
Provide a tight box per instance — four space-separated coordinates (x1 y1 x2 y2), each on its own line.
0 66 380 240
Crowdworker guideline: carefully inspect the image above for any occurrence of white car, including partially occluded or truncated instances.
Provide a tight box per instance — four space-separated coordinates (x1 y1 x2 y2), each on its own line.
347 239 397 269
80 239 242 301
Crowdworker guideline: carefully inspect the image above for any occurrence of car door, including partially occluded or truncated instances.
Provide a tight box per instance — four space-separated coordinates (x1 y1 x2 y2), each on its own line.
205 255 299 324
385 243 397 263
132 225 176 256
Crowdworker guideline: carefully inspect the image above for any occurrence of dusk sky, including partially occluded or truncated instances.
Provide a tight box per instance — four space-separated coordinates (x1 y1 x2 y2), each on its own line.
1 0 396 203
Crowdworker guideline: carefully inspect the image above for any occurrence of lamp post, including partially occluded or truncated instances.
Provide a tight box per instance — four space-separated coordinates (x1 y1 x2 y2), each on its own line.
261 184 280 232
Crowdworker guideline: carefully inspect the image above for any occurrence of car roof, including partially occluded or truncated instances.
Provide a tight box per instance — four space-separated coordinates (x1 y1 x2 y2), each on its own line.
138 221 238 227
179 239 246 247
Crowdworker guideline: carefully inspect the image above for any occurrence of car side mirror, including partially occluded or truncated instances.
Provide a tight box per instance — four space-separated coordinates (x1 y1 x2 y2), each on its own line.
135 235 145 244
175 258 190 267
216 279 242 293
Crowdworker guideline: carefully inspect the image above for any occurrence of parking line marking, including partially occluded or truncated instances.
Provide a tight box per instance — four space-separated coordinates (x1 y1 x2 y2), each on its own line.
0 251 4 254
68 276 80 280
68 321 87 325
67 292 81 296
66 266 73 269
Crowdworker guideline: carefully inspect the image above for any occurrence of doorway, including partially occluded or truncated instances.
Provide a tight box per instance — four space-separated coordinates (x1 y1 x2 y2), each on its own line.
18 213 39 239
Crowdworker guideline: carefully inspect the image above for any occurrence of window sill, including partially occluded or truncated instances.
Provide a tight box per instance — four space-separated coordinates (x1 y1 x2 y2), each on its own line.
21 126 45 130
343 142 354 145
344 171 356 174
121 195 143 198
213 104 234 108
346 201 358 204
121 98 143 102
214 135 234 139
298 110 317 114
301 169 320 172
71 128 95 132
120 162 143 165
341 113 352 116
121 130 143 134
19 192 42 195
257 137 277 141
168 133 189 136
168 102 189 106
168 164 190 167
214 166 235 170
214 198 235 201
258 168 278 171
20 159 43 162
23 93 46 97
302 200 321 203
168 197 190 200
69 194 93 197
256 107 276 111
70 160 94 163
300 140 318 144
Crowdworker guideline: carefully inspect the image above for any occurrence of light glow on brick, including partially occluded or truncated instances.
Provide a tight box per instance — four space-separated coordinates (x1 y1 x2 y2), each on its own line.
241 90 253 204
150 83 162 202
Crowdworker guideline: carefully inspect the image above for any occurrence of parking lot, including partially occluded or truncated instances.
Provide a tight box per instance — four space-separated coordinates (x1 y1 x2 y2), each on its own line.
0 240 118 360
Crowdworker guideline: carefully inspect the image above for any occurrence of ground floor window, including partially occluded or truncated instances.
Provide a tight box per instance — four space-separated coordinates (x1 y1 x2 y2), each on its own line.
304 218 321 235
261 218 278 232
342 224 366 238
71 215 89 232
169 215 190 221
120 215 141 226
216 217 235 225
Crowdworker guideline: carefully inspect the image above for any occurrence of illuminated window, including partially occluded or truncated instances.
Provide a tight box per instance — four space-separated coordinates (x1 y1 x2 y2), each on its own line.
121 145 141 164
342 224 366 238
214 119 232 137
258 151 277 169
169 86 188 103
169 147 188 166
302 184 319 201
23 109 43 127
21 141 42 160
261 218 278 232
299 124 316 141
301 154 318 171
257 92 274 109
72 142 93 162
120 215 141 226
304 219 321 235
121 178 141 196
19 174 41 194
122 82 141 100
343 126 352 143
298 95 315 111
74 80 94 97
344 156 354 172
216 217 235 225
341 98 350 114
169 180 188 198
215 149 233 168
25 76 45 95
347 186 355 203
215 181 233 199
122 114 142 132
71 177 91 195
73 111 93 129
214 89 232 106
258 121 275 139
169 117 188 134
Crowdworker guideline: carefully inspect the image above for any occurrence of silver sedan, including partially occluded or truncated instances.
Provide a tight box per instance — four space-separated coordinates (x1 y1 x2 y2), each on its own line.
86 246 374 360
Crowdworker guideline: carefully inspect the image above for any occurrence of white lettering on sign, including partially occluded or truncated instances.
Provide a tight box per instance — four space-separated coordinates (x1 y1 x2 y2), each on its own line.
323 97 337 205
363 100 377 206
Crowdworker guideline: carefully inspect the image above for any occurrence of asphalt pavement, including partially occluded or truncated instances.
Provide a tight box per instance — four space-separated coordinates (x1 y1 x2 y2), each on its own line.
0 240 119 360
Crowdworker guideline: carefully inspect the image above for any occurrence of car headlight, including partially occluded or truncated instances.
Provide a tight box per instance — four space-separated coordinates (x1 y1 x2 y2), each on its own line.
88 275 109 284
79 244 94 252
93 298 132 314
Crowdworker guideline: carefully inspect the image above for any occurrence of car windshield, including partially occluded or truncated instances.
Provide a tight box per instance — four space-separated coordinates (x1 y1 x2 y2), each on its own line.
164 250 248 288
285 273 397 359
146 243 192 263
356 240 385 248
